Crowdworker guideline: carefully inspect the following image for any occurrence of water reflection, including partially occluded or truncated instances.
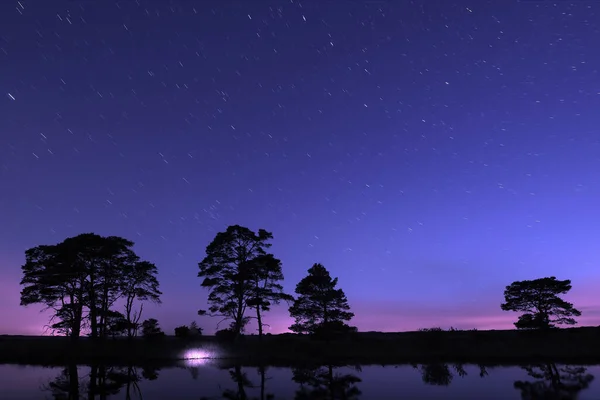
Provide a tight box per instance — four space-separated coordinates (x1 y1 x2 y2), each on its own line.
514 363 594 400
43 363 161 399
292 365 362 399
412 362 488 386
6 361 596 399
198 364 275 400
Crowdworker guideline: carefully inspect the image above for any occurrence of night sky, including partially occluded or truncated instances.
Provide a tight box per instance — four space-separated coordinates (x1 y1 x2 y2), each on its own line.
1 0 600 336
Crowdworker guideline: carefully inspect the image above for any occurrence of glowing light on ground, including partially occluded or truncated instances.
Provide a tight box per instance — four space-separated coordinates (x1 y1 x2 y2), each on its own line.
182 348 215 367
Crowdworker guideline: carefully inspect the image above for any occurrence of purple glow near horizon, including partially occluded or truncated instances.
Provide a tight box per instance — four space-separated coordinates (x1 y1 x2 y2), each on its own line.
1 1 600 336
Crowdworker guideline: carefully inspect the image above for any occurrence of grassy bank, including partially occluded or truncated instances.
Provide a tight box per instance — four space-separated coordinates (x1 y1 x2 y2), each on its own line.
2 326 600 366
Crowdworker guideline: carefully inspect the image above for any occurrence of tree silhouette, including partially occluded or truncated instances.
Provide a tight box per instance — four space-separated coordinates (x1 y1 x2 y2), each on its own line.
104 309 129 338
44 363 83 400
246 254 294 339
501 277 581 329
413 363 488 386
20 233 161 341
189 321 203 336
514 363 594 399
198 225 279 339
288 263 355 338
121 260 162 338
292 365 362 400
20 242 87 340
141 318 164 339
222 365 253 400
256 365 276 400
43 363 160 400
175 325 191 338
198 365 276 400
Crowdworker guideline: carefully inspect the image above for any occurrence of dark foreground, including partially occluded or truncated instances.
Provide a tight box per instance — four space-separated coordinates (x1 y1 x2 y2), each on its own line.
4 362 599 399
2 327 600 366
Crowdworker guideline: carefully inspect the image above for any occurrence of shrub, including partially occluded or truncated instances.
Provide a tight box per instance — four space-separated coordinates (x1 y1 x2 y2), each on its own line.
174 325 191 338
189 321 203 336
215 328 237 343
141 318 165 339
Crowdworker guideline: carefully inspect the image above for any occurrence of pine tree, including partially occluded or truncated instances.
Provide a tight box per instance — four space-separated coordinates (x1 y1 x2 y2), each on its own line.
289 263 355 338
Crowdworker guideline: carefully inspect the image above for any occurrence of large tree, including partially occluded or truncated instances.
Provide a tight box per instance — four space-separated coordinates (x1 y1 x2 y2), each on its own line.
20 233 162 340
198 225 285 338
500 276 581 329
20 242 87 340
288 263 355 337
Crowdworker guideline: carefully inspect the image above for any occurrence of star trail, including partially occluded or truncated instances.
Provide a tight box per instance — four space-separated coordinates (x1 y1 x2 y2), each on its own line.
1 0 599 335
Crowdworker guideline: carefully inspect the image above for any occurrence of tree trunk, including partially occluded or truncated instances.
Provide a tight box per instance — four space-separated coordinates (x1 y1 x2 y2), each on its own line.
234 365 248 400
125 295 134 338
259 365 266 400
99 284 111 340
89 272 98 339
233 294 245 340
68 363 79 400
98 364 108 400
70 299 82 342
256 304 263 340
327 365 335 399
88 365 98 400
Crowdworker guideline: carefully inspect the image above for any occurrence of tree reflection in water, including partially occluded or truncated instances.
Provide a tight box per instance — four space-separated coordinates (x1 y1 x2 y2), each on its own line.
199 364 275 400
412 362 488 386
43 363 160 399
514 363 594 400
292 365 362 400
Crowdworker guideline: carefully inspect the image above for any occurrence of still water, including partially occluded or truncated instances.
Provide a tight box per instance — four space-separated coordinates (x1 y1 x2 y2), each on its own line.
1 361 598 399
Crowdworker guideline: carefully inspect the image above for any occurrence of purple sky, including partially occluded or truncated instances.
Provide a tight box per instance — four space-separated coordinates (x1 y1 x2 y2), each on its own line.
1 0 600 336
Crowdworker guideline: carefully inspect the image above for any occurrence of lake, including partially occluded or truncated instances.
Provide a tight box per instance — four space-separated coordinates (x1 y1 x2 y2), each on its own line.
1 361 598 399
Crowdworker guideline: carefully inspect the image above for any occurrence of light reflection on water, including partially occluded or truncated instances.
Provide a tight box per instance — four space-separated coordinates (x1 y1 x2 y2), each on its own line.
182 348 214 367
0 362 599 399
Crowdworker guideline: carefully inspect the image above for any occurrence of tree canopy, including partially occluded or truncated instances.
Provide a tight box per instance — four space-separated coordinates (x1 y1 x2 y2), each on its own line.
500 276 581 329
20 233 161 340
288 263 355 338
198 225 291 339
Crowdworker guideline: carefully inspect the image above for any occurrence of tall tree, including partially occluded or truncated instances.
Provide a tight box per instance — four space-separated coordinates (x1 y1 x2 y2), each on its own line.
20 243 87 341
20 233 161 340
246 254 293 339
198 225 276 338
121 261 162 338
500 277 581 329
288 263 355 337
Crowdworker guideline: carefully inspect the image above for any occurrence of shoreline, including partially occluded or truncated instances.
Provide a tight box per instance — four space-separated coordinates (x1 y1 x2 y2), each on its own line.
2 326 600 366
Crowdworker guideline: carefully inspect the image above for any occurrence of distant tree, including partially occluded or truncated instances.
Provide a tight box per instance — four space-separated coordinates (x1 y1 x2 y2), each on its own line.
198 225 276 339
20 233 162 341
189 321 202 336
141 318 164 339
121 261 162 338
500 277 582 329
174 325 191 338
246 254 294 339
288 263 355 338
104 310 129 338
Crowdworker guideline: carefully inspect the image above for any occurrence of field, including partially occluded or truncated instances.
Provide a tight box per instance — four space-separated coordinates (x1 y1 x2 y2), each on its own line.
2 327 600 366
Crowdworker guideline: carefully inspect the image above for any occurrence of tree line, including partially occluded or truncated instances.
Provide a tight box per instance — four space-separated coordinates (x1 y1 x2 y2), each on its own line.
19 225 583 339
